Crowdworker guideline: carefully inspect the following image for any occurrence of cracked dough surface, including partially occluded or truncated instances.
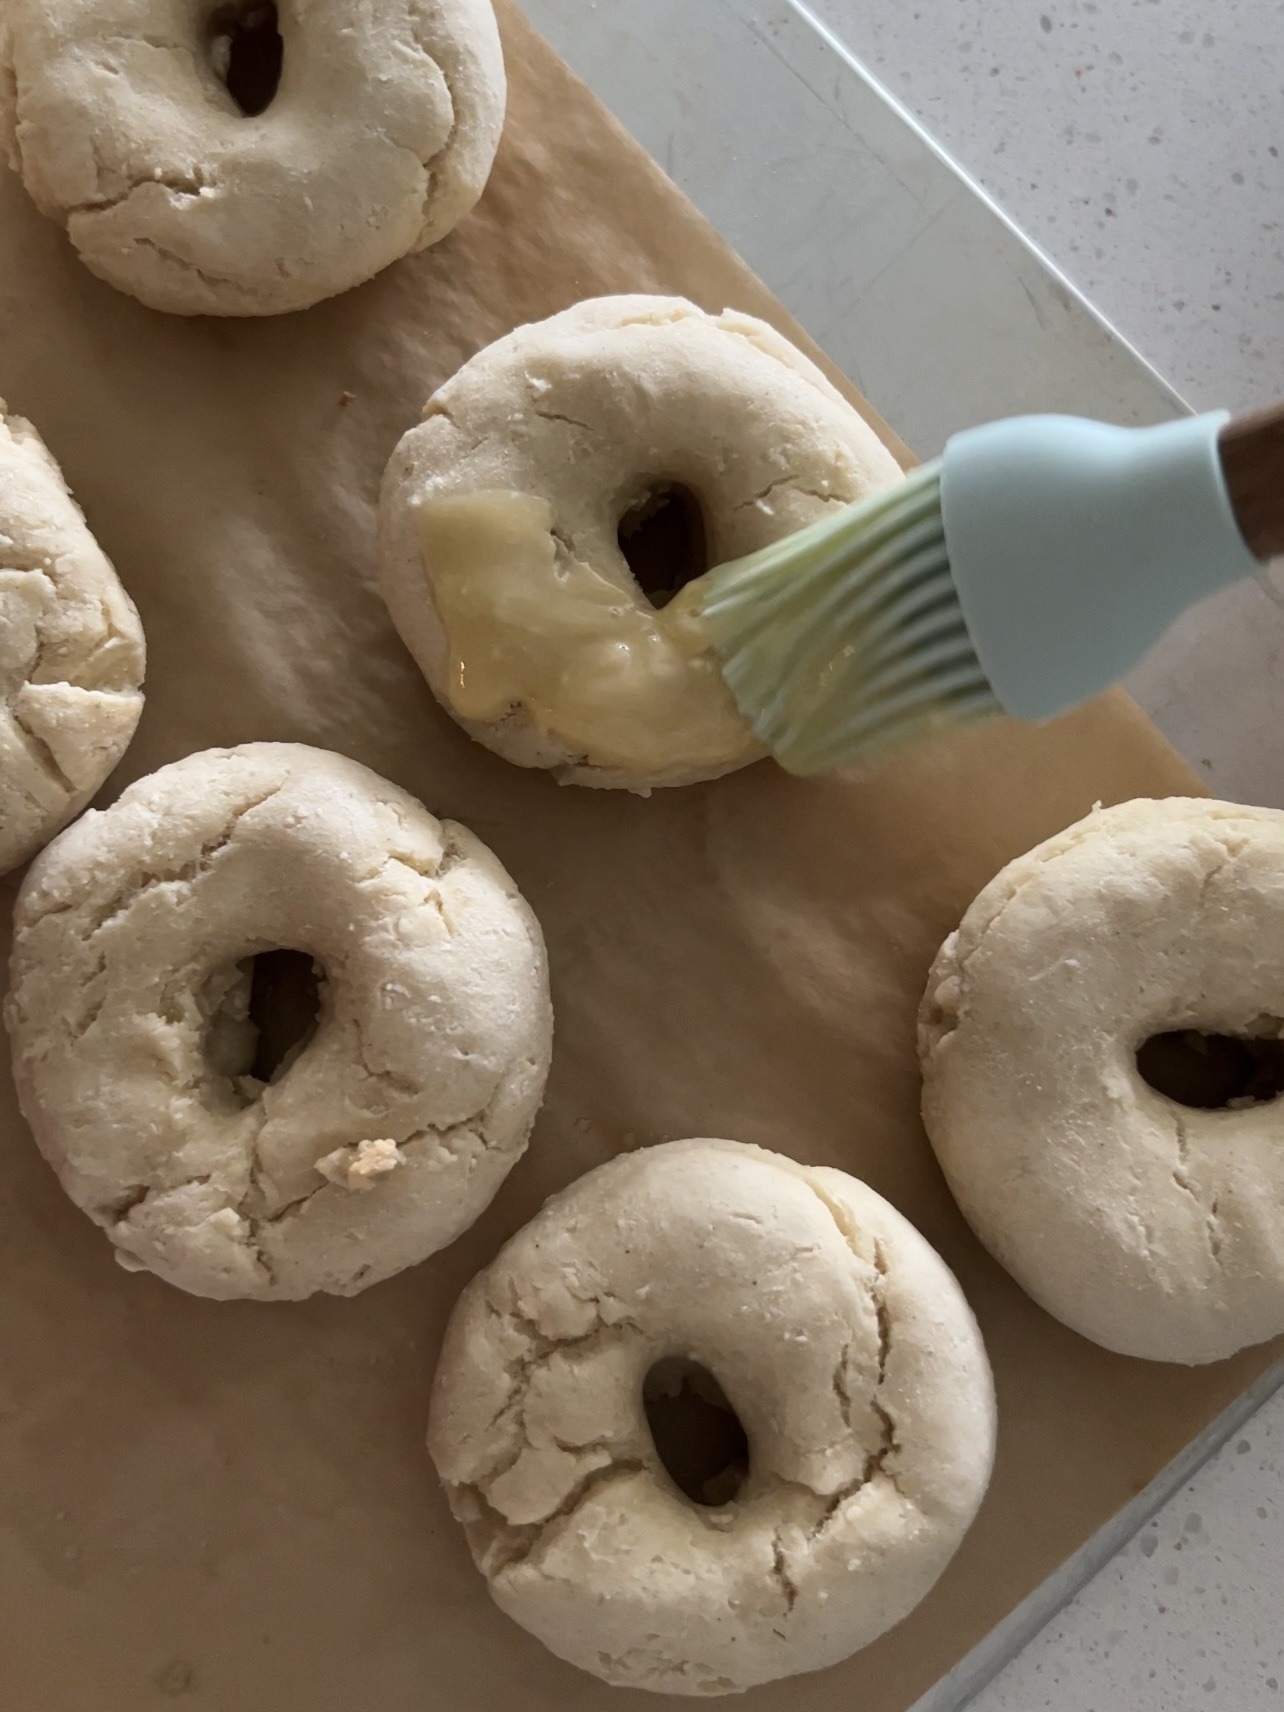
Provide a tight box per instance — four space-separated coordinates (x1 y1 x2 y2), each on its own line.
0 0 505 316
4 742 552 1300
920 797 1284 1366
378 294 904 790
0 401 144 877
427 1139 996 1696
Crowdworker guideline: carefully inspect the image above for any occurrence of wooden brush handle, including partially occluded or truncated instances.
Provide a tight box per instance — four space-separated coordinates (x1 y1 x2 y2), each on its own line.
1219 401 1284 560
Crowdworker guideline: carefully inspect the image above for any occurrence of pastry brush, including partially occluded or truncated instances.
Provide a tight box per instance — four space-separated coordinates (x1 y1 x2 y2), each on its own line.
696 404 1284 773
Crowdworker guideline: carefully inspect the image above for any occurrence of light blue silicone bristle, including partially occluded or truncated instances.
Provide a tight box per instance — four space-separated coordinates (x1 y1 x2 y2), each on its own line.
701 464 999 774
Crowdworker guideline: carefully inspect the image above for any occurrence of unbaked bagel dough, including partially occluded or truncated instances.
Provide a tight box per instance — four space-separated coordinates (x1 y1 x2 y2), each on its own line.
379 295 905 791
5 743 552 1300
0 0 506 315
428 1139 996 1695
0 401 145 876
920 797 1284 1365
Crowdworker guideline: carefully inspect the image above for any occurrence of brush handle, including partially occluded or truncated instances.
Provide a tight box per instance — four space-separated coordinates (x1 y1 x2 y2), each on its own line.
1220 401 1284 561
943 411 1264 722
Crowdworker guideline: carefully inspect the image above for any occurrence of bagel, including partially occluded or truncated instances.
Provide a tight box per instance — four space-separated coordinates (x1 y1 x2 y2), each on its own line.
379 295 904 791
428 1139 996 1695
0 401 144 876
920 797 1284 1365
0 0 506 315
5 743 552 1300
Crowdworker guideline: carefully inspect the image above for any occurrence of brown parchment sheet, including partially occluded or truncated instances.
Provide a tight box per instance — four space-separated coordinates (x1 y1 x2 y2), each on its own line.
0 7 1278 1709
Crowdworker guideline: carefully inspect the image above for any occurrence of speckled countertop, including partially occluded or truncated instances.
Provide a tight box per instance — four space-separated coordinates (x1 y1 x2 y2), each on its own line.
968 1407 1282 1709
807 0 1284 412
800 6 1284 1707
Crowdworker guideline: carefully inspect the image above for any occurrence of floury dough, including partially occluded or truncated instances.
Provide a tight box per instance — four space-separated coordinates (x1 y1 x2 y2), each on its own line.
428 1139 996 1695
0 0 506 315
0 401 145 876
920 797 1284 1365
5 743 552 1300
378 295 905 790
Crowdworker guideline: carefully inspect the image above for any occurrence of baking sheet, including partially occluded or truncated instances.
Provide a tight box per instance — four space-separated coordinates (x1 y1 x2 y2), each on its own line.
0 6 1277 1709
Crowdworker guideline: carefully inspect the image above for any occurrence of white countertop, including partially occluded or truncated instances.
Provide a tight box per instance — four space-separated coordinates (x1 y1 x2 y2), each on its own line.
522 3 1284 1707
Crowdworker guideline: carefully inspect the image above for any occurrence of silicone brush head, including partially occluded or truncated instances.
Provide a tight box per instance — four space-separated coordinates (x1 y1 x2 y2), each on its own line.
699 462 1000 775
700 412 1262 774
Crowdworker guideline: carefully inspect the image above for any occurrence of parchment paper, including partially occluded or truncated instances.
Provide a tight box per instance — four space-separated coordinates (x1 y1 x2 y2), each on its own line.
0 8 1276 1709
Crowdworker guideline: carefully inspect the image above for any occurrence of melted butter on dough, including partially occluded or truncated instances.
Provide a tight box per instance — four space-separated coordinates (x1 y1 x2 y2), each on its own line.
419 489 752 775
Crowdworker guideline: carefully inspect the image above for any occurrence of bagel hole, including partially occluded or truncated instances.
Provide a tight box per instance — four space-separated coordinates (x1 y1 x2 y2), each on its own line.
203 949 322 1096
1137 1027 1284 1110
618 484 709 609
643 1358 748 1507
207 1 283 117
